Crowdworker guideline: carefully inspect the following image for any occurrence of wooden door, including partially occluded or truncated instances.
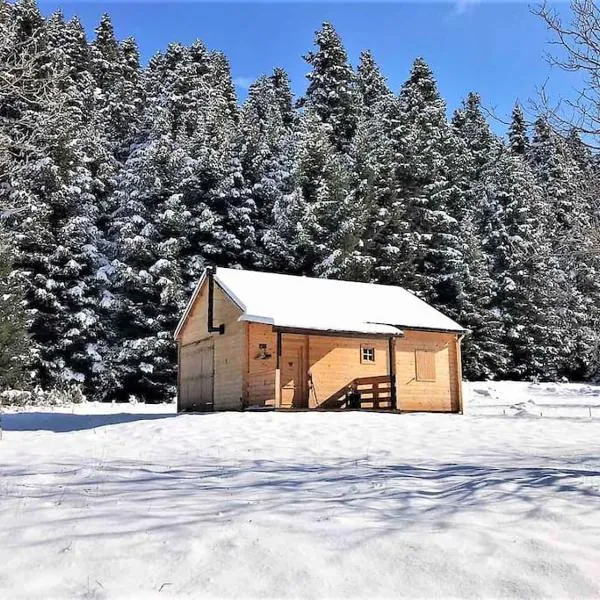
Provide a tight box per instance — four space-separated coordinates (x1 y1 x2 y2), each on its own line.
179 340 214 411
280 336 308 409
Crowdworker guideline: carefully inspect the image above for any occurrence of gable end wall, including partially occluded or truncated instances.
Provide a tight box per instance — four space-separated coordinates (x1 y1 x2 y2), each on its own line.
178 281 245 410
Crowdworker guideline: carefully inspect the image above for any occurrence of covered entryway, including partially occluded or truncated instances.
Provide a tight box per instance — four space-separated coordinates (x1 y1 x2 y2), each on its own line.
178 339 214 411
280 335 309 409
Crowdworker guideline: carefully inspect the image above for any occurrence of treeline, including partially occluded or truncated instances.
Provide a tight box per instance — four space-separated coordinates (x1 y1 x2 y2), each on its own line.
1 0 599 401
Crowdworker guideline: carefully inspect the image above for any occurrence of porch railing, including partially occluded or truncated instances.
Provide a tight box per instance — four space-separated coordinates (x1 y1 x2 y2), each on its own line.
317 375 394 410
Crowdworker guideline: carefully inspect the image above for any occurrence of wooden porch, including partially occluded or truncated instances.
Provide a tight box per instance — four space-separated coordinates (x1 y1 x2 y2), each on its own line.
244 373 396 411
315 375 395 410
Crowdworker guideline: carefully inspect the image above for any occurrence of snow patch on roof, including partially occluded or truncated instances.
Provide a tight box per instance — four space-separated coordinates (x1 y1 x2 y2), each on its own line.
175 268 465 339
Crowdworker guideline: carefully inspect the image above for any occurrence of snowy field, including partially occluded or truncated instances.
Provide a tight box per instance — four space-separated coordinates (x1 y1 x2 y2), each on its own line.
1 383 599 599
466 380 600 418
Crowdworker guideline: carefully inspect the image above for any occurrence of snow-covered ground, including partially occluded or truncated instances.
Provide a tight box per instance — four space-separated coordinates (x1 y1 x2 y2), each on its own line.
1 383 599 599
466 380 600 418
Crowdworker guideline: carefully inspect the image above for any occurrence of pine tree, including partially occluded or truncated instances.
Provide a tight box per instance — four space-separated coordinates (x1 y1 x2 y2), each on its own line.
104 41 250 401
91 14 143 158
508 103 528 156
529 117 580 227
2 0 59 388
528 117 600 378
458 215 509 379
207 51 239 124
292 109 353 275
323 92 400 283
25 9 110 392
302 22 358 152
356 50 391 118
270 67 295 128
450 93 509 378
256 72 301 272
314 50 391 283
452 92 501 175
0 0 53 185
237 74 295 269
386 58 468 321
107 134 189 401
0 233 28 389
480 150 563 379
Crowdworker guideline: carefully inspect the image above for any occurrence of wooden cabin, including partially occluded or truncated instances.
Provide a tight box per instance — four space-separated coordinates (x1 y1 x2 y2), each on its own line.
174 267 466 413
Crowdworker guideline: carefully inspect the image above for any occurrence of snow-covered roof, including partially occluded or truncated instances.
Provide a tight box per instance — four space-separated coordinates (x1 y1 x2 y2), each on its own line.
175 267 466 339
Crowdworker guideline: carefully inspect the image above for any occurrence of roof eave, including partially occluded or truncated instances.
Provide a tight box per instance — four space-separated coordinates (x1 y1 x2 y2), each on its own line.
398 324 468 335
173 271 208 340
272 325 404 338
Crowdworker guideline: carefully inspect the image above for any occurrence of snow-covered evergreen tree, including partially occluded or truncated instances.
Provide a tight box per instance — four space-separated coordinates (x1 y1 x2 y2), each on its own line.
450 93 508 378
107 135 190 401
323 90 400 283
508 103 528 156
480 150 564 379
270 67 295 128
302 22 358 152
292 109 353 275
13 8 111 393
528 117 600 378
91 14 143 157
237 73 296 270
3 1 600 397
385 58 468 321
356 50 392 118
458 215 509 379
452 92 501 175
0 232 28 389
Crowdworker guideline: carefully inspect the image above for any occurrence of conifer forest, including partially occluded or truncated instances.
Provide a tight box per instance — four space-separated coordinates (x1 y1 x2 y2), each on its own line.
1 0 600 402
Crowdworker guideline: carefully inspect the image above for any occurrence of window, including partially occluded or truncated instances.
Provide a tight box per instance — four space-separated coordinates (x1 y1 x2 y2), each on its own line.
415 349 436 382
361 346 375 364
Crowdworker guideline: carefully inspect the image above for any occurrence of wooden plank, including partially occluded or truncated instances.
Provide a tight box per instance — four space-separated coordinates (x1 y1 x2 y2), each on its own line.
246 323 278 407
353 375 390 385
389 337 397 410
275 331 282 408
415 349 436 382
455 335 464 413
193 321 461 414
176 342 181 412
308 335 390 408
243 322 249 407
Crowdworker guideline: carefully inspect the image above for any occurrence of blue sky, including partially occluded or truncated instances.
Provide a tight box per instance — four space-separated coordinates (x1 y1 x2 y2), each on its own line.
37 1 576 134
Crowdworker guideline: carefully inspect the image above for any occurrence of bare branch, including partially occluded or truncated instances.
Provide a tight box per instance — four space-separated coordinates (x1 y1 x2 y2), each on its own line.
533 1 600 147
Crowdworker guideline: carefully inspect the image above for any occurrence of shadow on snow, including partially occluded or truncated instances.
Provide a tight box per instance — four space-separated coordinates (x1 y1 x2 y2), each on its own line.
0 411 181 432
2 457 599 547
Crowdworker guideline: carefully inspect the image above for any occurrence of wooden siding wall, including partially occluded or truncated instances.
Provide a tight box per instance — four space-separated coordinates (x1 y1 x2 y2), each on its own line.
307 336 389 409
245 325 390 409
395 330 460 412
246 322 277 406
245 325 462 412
178 282 245 410
244 324 461 412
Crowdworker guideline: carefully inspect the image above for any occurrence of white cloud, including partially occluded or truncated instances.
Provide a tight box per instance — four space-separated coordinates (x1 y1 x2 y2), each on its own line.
453 0 479 15
233 76 254 90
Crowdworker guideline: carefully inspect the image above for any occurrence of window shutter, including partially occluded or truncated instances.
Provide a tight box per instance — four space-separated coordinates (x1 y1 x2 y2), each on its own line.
415 349 436 382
